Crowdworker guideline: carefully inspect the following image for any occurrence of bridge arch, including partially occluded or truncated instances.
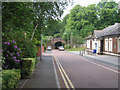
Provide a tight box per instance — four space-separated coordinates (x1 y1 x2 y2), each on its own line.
50 38 66 49
55 41 65 49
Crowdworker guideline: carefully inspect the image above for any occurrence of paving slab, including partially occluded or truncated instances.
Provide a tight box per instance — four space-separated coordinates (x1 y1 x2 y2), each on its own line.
20 55 57 88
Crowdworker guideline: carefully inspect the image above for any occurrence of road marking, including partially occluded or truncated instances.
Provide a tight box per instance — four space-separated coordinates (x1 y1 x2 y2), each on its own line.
55 56 70 88
52 56 61 88
54 56 75 89
84 59 119 73
56 57 75 89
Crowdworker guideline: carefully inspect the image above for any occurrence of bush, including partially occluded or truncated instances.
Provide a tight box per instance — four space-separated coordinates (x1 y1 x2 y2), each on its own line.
21 58 35 79
65 44 71 49
22 39 36 58
2 69 21 88
3 31 36 58
0 77 2 89
2 40 22 70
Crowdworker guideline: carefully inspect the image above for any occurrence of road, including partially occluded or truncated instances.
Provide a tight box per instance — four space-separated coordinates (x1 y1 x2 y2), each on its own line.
52 50 118 88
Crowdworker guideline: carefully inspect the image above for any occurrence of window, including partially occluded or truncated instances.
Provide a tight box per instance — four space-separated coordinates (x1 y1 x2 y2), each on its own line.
109 38 112 52
105 38 108 51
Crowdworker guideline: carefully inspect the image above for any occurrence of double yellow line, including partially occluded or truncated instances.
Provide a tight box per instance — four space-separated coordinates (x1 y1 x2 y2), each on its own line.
54 56 75 89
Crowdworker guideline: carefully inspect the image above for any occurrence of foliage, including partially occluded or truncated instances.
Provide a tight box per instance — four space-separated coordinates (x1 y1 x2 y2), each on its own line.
61 0 120 42
22 39 36 58
72 36 85 44
69 47 86 51
21 58 35 79
34 38 41 46
2 2 71 59
2 2 34 41
42 36 51 49
33 2 71 40
65 44 71 49
2 69 21 88
2 40 22 70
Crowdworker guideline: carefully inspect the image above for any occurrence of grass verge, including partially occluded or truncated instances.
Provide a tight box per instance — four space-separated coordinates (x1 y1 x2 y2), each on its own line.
68 47 86 51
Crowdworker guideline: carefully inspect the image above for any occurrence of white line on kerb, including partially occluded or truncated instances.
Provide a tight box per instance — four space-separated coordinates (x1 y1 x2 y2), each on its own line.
52 56 61 88
84 59 119 73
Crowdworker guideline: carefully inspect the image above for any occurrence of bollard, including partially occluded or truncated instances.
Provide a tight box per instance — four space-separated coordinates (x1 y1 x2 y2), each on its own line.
79 51 81 55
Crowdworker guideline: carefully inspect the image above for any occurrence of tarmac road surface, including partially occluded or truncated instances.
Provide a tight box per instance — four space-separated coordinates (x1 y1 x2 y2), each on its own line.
53 50 118 88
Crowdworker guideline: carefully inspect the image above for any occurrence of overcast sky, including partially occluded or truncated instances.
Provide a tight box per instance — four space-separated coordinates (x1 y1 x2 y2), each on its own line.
61 0 120 19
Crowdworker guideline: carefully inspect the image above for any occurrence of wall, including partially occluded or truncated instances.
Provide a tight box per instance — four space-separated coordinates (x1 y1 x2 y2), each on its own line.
112 37 118 54
104 37 118 54
37 45 45 56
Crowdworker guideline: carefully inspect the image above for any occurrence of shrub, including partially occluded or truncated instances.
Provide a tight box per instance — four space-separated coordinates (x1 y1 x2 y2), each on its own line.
65 44 71 49
2 69 21 88
22 39 36 58
0 77 1 89
3 31 36 58
21 58 35 79
2 40 22 70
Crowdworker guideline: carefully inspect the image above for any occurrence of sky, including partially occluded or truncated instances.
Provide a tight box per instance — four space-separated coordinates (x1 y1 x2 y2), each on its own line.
61 0 120 19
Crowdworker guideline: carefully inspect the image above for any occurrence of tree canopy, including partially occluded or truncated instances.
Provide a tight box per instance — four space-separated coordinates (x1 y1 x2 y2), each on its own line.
2 1 71 41
59 0 120 45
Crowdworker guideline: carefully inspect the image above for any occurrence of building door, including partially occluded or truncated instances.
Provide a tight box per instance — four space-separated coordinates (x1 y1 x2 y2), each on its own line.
100 40 104 54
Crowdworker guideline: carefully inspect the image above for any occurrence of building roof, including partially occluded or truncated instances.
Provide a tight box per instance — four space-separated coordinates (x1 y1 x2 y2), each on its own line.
103 24 120 36
93 23 120 39
101 23 120 37
94 30 103 39
86 35 92 39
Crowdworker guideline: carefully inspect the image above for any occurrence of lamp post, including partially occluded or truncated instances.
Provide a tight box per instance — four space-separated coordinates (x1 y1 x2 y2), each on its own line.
71 32 72 49
64 33 69 50
40 33 42 60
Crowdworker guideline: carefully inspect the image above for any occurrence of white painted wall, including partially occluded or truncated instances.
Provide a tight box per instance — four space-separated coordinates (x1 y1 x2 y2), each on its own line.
91 39 101 53
109 38 112 52
87 40 90 49
97 40 101 53
92 40 95 49
105 38 108 51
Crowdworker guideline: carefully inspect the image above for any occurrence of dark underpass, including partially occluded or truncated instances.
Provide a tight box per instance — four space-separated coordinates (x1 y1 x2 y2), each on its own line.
55 42 64 49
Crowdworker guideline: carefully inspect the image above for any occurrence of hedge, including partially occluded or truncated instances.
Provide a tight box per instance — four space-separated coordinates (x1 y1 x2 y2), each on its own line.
2 69 21 89
0 77 1 89
21 58 35 79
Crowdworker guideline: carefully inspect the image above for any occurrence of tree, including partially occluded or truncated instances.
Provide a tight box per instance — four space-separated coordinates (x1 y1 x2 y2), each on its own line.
2 2 34 41
32 2 70 40
96 1 119 29
63 0 120 41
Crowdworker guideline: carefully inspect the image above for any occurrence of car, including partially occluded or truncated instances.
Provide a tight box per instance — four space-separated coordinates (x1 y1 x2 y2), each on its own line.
58 46 64 51
47 46 52 51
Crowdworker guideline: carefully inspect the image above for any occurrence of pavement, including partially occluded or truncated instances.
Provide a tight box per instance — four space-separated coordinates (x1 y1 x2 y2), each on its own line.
18 53 58 88
69 51 119 68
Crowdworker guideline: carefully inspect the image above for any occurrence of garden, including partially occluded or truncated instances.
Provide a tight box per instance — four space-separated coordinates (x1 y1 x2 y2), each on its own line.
1 1 69 89
1 37 41 88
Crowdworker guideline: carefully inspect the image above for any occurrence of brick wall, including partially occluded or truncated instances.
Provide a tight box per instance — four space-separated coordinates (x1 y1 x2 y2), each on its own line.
90 40 92 50
103 37 118 54
112 37 118 54
37 45 45 56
